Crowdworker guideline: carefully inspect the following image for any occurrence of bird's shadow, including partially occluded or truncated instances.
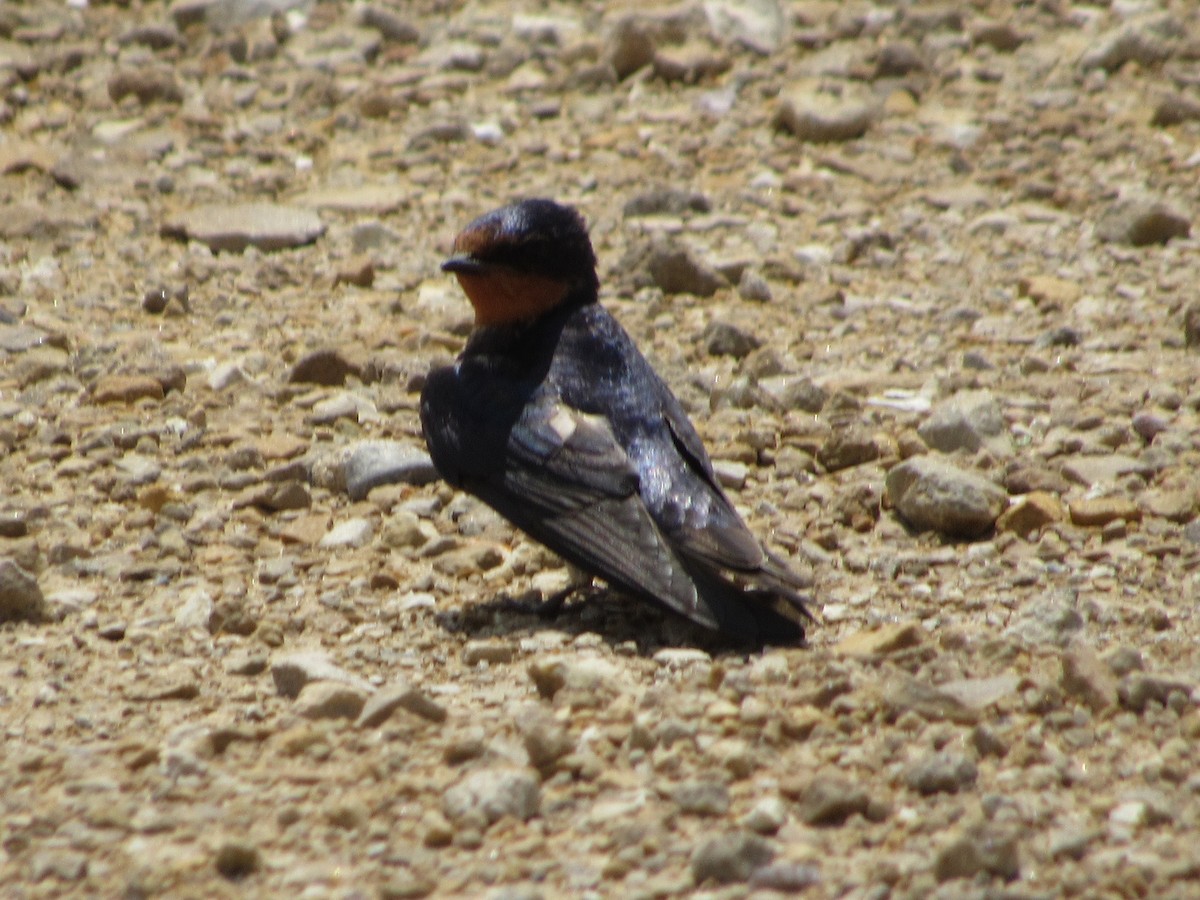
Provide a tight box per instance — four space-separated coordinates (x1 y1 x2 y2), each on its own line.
434 587 799 658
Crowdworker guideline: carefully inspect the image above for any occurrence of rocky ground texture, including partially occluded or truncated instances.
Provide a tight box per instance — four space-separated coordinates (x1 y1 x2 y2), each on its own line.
3 0 1200 897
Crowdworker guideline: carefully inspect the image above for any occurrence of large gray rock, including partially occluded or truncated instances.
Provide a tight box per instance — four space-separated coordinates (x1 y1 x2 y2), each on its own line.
918 390 1012 456
344 440 439 500
886 456 1007 538
162 203 325 252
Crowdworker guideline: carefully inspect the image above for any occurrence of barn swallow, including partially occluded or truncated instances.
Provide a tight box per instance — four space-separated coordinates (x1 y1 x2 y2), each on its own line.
420 198 813 644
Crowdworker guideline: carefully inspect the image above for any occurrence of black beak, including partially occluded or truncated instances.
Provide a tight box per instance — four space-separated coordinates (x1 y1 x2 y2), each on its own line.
442 254 489 275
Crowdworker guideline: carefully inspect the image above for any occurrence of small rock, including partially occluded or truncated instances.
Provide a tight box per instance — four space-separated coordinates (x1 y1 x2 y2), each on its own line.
885 676 980 725
674 779 731 816
1095 198 1190 247
271 651 373 699
604 16 656 79
624 187 711 218
1068 496 1141 528
972 21 1025 52
834 622 924 657
874 40 925 77
1017 275 1080 308
737 268 772 302
742 796 788 835
108 68 183 104
0 558 45 622
691 831 775 885
30 849 88 881
703 321 761 358
214 840 260 881
528 655 622 703
1152 93 1200 127
224 648 268 677
905 751 978 795
934 825 1019 881
318 517 374 549
703 0 786 55
443 767 541 827
517 707 574 770
1079 16 1176 72
163 203 325 253
344 441 438 499
795 776 870 826
1061 646 1118 713
886 456 1008 538
1061 454 1144 487
463 640 516 666
1131 410 1168 442
817 426 887 472
92 374 165 405
288 348 359 386
938 675 1020 710
996 491 1064 538
358 5 420 42
750 862 822 892
653 43 731 83
295 681 369 720
1118 673 1194 713
774 89 875 142
918 390 1011 456
1004 602 1083 647
647 245 724 296
758 374 827 413
357 680 447 727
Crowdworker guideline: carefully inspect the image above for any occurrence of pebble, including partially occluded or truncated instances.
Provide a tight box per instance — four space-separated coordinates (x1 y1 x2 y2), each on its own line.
817 426 888 472
996 491 1064 538
885 456 1008 538
904 751 978 795
92 374 165 405
528 655 622 702
295 681 370 720
214 840 261 880
623 188 710 218
1068 496 1141 527
163 203 326 253
358 680 447 727
288 347 359 386
703 0 786 55
774 89 875 142
1079 16 1176 72
1004 602 1083 647
934 824 1019 881
1095 197 1190 247
270 651 373 699
646 244 723 297
1060 646 1117 713
1152 93 1200 127
343 440 438 500
1060 454 1144 486
0 558 45 622
108 69 183 104
742 796 787 835
690 831 774 885
1118 673 1195 714
795 776 870 826
318 517 374 549
884 676 979 725
674 779 731 816
604 16 656 79
443 767 541 827
517 707 574 770
918 389 1012 456
834 621 924 657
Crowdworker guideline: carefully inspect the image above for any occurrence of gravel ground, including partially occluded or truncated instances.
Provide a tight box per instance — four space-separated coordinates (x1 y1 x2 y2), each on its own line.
2 1 1200 898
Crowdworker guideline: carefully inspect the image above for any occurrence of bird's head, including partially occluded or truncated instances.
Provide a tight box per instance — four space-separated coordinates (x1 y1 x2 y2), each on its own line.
442 198 599 327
